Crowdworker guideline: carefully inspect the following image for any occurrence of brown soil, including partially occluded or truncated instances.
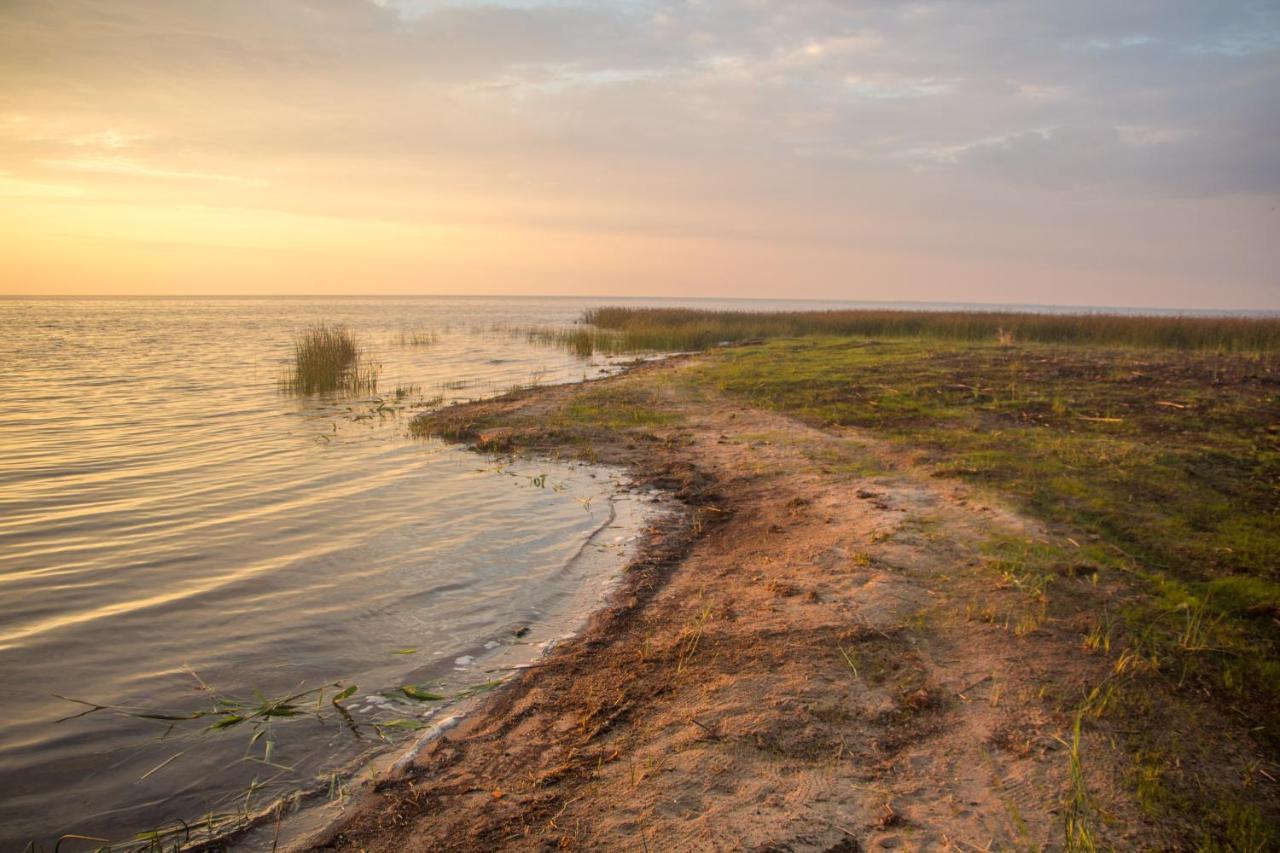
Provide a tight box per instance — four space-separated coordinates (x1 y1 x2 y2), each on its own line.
308 358 1151 851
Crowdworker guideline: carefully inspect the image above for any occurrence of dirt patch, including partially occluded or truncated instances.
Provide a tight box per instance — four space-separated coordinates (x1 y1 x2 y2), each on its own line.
306 357 1242 851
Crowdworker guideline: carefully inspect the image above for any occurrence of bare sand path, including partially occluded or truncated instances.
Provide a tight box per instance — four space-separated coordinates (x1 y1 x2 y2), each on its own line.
309 358 1146 851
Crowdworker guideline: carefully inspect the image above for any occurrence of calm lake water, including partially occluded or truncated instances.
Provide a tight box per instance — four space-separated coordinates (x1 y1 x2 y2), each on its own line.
2 294 1266 849
0 296 673 849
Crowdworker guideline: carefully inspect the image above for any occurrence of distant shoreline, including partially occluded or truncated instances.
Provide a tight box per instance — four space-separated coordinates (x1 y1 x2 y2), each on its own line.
2 292 1277 317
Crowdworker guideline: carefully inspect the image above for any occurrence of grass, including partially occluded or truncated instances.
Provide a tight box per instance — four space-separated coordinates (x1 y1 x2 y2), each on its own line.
675 604 713 676
677 334 1277 847
581 306 1280 352
694 338 1279 735
1063 713 1099 853
560 382 676 431
281 323 379 395
56 676 366 762
410 373 679 452
44 666 512 852
44 675 367 852
484 318 1278 695
518 325 611 358
397 327 438 347
1201 801 1277 852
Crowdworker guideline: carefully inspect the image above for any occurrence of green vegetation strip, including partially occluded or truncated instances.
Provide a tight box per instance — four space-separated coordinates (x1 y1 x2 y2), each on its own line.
580 305 1280 352
695 337 1278 734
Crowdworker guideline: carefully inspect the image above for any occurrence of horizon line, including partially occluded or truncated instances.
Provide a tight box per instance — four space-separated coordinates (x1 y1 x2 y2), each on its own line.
1 292 1277 316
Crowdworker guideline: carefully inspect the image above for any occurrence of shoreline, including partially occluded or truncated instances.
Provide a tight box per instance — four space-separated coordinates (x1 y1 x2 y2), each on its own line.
1 299 688 851
300 355 1129 850
299 348 1276 850
232 470 674 852
298 358 727 850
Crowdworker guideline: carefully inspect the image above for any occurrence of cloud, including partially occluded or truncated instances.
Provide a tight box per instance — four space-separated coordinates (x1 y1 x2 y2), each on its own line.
3 0 1275 196
0 0 1276 304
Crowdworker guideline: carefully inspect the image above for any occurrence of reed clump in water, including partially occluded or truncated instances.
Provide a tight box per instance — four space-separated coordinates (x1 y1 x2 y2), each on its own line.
282 323 379 395
579 307 1280 353
397 327 439 347
520 325 620 358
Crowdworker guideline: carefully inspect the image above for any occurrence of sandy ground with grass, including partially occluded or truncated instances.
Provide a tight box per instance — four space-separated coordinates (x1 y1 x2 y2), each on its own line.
305 356 1254 851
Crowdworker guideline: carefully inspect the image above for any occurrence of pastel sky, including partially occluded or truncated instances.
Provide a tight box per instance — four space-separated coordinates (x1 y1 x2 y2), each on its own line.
2 0 1278 308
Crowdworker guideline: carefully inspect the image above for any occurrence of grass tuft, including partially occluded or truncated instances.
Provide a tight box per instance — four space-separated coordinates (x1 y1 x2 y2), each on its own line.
1063 713 1099 852
281 323 379 395
397 327 438 347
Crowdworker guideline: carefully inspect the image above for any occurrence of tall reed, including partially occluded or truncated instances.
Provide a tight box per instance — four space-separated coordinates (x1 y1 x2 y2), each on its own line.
397 327 439 347
282 323 379 394
578 307 1280 352
519 325 613 358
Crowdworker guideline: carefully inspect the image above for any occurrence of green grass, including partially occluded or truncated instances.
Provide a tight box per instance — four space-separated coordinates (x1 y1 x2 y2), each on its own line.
684 335 1278 845
44 675 368 852
410 374 678 452
281 323 379 395
581 306 1280 352
667 334 1275 846
1064 713 1099 853
558 383 676 431
1199 800 1277 852
693 338 1278 717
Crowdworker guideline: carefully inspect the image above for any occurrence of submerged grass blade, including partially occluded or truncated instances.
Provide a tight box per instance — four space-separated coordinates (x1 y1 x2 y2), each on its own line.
400 685 446 702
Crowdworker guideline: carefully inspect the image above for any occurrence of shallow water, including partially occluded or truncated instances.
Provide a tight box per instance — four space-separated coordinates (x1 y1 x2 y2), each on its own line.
0 296 676 848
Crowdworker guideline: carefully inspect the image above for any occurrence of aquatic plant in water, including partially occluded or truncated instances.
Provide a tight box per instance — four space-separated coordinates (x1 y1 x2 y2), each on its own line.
47 666 506 851
281 323 380 394
397 327 439 347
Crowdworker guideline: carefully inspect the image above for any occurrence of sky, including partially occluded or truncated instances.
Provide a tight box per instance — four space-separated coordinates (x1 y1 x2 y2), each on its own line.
1 0 1277 308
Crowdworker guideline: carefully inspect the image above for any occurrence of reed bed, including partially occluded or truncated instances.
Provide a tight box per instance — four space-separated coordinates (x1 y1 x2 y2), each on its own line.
577 306 1280 353
519 325 618 358
397 327 439 347
281 323 379 395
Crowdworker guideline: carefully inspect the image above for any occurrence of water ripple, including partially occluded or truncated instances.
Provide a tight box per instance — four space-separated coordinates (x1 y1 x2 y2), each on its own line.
0 296 644 847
